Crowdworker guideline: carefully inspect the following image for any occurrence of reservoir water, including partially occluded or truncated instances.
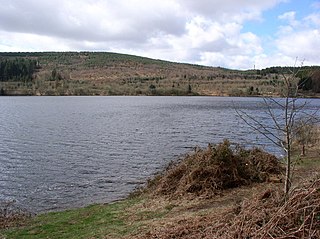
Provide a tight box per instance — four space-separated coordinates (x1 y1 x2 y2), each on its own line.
0 96 319 213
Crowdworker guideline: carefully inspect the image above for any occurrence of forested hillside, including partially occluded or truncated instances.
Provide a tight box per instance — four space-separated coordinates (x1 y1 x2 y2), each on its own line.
0 52 319 97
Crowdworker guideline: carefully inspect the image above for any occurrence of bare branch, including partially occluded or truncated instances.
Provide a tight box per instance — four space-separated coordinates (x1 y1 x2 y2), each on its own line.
234 62 318 198
235 108 284 148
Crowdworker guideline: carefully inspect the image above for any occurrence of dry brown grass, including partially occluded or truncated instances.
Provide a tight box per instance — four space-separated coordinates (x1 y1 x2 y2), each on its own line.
146 140 283 200
130 140 320 239
0 201 31 229
135 175 320 239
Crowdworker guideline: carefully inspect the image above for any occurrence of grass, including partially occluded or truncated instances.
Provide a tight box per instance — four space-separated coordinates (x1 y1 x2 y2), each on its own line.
0 195 177 239
2 198 141 239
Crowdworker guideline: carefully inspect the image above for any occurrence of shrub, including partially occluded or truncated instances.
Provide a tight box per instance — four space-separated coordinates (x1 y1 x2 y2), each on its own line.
0 201 31 229
147 140 283 198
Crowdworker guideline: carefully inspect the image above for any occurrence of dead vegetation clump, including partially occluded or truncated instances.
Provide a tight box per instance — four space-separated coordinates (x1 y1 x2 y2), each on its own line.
219 177 320 238
147 140 283 199
0 201 31 229
138 176 320 239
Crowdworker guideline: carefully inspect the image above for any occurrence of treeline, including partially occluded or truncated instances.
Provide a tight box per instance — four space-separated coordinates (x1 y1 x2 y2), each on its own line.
0 58 38 82
257 66 320 75
255 66 320 93
299 70 320 93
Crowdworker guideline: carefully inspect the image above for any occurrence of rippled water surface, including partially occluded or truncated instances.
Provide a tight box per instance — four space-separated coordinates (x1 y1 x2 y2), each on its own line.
0 96 319 212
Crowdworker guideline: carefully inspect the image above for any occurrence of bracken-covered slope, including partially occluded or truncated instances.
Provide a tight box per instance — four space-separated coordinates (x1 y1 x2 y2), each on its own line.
0 52 319 96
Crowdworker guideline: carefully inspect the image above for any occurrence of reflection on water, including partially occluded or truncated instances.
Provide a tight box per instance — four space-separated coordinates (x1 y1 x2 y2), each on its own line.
0 96 319 212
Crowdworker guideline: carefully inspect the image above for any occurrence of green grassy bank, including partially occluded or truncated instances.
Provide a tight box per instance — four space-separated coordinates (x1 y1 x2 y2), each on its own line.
2 198 140 239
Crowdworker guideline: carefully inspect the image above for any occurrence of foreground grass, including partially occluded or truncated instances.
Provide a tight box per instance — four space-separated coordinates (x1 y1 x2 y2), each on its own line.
1 198 141 239
0 195 178 239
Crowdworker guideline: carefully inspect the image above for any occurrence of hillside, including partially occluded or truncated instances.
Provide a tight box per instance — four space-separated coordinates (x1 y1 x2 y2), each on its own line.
0 52 319 96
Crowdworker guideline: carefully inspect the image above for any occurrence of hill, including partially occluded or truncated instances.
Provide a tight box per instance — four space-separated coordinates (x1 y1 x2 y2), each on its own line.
0 52 319 96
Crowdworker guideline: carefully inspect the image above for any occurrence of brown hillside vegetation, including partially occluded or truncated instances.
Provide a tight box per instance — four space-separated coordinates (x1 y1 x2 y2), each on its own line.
1 52 319 96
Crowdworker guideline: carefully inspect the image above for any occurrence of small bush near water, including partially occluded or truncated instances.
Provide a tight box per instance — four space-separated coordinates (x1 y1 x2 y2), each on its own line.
147 140 283 198
0 201 31 229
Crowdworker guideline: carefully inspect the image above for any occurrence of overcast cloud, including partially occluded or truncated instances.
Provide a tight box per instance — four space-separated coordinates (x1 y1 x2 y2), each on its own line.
0 0 319 69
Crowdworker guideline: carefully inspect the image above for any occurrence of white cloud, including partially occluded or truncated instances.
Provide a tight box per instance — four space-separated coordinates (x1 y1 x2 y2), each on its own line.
273 9 320 66
0 31 72 52
194 30 263 69
304 13 320 27
198 52 253 69
276 29 320 63
0 0 187 42
181 0 285 20
278 11 300 27
0 0 319 69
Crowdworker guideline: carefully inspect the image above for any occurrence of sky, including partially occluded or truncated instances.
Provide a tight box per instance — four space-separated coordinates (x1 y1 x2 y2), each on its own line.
0 0 319 69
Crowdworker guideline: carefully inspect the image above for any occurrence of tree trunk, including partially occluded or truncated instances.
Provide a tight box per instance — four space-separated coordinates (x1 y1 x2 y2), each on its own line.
301 144 306 156
284 129 291 199
284 149 291 199
284 97 291 200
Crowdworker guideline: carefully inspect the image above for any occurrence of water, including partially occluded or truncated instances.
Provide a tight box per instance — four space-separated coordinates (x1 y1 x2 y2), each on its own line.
0 96 319 213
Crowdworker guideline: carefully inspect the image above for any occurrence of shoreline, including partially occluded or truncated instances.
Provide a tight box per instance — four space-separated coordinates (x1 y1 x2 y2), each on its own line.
1 145 319 238
1 93 320 98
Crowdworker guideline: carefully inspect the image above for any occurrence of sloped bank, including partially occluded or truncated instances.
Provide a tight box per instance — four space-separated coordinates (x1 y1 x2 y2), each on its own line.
135 141 320 239
2 140 320 239
138 176 320 239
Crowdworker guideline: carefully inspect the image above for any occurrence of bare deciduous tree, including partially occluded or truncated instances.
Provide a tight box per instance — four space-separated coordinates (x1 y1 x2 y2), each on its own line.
236 62 319 198
293 118 318 156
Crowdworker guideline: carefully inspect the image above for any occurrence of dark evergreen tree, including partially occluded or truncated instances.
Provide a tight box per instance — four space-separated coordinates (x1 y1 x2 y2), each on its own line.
0 58 37 82
188 84 192 94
